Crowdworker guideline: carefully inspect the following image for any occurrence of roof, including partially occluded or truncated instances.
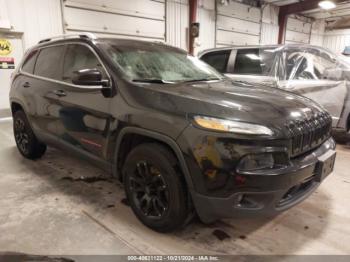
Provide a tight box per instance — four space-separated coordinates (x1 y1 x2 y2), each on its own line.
197 44 335 57
35 33 186 54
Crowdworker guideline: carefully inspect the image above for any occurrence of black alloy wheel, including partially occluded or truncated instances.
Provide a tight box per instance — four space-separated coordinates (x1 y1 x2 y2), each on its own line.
14 117 29 155
123 143 190 232
13 110 46 159
129 161 169 218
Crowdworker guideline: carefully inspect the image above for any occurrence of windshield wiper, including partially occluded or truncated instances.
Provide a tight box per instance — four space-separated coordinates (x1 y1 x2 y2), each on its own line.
183 77 221 83
132 79 174 84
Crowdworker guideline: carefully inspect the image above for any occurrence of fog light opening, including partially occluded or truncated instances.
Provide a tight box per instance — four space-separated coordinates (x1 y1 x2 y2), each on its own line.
234 194 259 209
237 153 274 172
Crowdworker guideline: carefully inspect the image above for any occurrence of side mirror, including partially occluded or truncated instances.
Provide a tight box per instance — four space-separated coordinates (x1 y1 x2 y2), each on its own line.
72 69 110 87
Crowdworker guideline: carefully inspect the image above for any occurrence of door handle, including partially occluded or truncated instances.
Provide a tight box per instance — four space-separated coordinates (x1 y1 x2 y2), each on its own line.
53 90 67 97
23 82 30 88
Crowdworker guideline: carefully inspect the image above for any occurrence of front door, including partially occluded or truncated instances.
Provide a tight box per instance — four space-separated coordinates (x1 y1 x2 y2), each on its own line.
56 43 112 159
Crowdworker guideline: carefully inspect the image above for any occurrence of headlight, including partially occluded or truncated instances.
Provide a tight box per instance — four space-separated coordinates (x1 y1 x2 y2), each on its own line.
193 116 274 136
237 153 274 171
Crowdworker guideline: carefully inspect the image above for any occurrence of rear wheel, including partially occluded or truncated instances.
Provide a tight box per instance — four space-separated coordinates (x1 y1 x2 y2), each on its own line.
13 110 46 159
123 143 189 232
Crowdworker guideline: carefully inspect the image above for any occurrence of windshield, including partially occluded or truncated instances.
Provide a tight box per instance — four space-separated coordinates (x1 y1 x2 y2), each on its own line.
284 47 350 81
102 42 223 83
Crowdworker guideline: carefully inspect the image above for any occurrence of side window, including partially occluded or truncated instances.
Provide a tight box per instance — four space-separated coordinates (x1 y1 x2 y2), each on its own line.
232 48 277 76
233 49 262 75
63 44 106 83
34 46 65 80
200 50 231 73
21 50 39 74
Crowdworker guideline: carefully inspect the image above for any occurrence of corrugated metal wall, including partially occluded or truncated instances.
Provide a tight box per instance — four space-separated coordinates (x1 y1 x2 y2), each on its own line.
165 0 215 54
62 0 166 41
0 0 286 54
285 15 311 44
260 4 279 45
216 1 261 47
323 29 350 55
166 0 189 50
2 1 342 57
310 19 325 47
260 23 278 45
196 0 215 54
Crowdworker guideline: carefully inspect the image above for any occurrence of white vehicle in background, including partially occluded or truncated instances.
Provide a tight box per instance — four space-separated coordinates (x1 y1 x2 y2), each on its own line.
199 45 350 138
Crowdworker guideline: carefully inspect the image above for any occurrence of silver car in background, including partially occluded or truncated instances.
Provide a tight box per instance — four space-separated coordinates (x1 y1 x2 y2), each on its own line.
199 45 350 138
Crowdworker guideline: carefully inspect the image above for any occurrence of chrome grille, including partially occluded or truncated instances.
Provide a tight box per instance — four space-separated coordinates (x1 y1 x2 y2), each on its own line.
286 112 332 158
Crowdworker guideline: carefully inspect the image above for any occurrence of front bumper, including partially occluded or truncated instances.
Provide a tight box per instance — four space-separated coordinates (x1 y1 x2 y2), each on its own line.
190 138 336 223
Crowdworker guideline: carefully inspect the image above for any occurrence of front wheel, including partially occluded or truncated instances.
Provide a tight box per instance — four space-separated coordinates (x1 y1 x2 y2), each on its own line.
123 143 190 232
13 110 47 159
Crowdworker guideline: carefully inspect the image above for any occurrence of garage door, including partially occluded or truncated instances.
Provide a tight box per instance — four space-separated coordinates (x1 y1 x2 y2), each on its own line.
285 16 311 44
62 0 165 41
216 1 261 47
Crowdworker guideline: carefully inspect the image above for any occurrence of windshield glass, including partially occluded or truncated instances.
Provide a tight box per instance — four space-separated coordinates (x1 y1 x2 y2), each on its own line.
101 41 223 82
285 47 350 81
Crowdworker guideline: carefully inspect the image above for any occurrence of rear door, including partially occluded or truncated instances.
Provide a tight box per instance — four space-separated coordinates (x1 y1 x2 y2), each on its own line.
56 43 112 159
225 48 277 85
200 50 232 74
19 45 65 138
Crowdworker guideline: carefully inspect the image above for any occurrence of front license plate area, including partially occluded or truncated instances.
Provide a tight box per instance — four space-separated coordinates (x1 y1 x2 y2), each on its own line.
315 150 336 182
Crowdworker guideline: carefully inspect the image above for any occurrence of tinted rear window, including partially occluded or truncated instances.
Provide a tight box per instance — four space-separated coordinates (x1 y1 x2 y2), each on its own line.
22 50 39 74
232 48 276 75
200 50 231 73
34 46 65 80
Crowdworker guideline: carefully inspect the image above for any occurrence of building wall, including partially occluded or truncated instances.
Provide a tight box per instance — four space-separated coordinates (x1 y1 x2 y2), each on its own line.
216 1 261 47
0 0 63 110
165 0 215 54
260 4 279 45
285 15 312 44
308 19 350 55
0 0 286 55
0 0 63 50
310 19 325 47
166 0 189 50
323 29 350 55
196 0 215 54
62 0 165 41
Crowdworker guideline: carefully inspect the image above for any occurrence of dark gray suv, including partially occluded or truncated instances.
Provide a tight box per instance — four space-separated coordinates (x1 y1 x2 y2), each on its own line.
10 34 336 232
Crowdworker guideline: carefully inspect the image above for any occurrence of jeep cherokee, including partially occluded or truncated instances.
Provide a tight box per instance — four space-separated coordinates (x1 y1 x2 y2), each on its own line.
10 33 336 232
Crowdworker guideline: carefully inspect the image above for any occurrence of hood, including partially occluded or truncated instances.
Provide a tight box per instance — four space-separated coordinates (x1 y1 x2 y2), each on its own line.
126 79 326 137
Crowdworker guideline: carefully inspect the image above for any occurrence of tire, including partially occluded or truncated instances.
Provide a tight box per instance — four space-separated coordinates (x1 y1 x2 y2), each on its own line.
123 143 190 232
13 110 47 159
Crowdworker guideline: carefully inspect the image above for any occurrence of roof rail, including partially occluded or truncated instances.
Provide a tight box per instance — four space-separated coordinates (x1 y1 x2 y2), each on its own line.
38 32 97 44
